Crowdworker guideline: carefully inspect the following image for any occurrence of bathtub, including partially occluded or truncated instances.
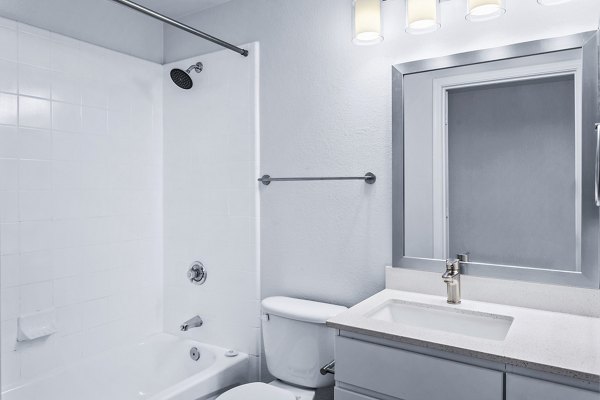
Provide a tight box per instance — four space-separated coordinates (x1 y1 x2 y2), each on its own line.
2 333 249 400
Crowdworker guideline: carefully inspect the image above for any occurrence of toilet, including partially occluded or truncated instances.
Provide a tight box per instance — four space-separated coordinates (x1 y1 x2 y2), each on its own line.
217 296 347 400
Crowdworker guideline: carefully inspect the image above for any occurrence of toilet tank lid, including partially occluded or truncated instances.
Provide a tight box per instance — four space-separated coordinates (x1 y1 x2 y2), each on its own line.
262 296 347 324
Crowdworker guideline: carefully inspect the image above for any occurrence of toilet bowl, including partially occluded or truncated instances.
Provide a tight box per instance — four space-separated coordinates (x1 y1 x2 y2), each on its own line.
216 297 347 400
217 380 316 400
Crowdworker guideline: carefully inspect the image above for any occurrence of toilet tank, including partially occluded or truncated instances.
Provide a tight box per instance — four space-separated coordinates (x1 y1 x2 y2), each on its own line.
261 297 347 388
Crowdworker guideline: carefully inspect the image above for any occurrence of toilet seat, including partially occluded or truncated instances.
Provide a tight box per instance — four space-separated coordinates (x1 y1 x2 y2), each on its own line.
217 382 297 400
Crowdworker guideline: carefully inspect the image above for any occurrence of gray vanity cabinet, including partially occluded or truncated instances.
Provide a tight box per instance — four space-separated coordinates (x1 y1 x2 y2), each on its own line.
335 336 503 400
505 374 599 400
334 334 599 400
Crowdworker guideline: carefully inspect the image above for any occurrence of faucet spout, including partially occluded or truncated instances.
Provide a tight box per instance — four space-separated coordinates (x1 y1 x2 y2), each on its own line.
180 315 203 331
442 259 461 304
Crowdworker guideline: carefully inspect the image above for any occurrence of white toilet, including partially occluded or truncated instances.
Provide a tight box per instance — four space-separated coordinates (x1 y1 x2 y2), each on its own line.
217 296 347 400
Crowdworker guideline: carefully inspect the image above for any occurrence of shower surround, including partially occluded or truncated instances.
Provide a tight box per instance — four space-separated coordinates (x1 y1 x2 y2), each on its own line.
0 17 164 388
162 42 261 378
0 16 260 393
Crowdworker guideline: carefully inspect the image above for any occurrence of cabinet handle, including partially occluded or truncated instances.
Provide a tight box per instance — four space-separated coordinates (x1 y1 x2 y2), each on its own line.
596 123 600 207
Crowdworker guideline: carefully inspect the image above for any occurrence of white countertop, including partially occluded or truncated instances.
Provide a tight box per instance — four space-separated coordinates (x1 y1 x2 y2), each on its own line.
327 289 600 383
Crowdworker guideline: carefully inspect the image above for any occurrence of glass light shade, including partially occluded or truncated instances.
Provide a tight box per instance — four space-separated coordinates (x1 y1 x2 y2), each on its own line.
406 0 440 35
466 0 506 21
353 0 383 45
537 0 572 5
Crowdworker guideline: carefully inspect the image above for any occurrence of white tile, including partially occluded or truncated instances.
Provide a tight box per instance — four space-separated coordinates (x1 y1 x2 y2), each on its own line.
82 298 113 328
50 41 81 75
0 222 19 255
52 247 84 279
17 23 49 39
18 31 51 69
0 190 18 222
55 305 82 335
1 319 18 353
0 93 18 125
0 17 17 30
82 82 108 108
19 281 53 313
19 220 53 253
19 191 53 221
52 102 81 133
0 27 18 62
82 106 107 135
0 59 18 93
52 131 83 161
1 254 19 288
52 160 82 190
19 160 52 190
18 96 51 129
53 332 83 366
18 64 52 99
1 286 19 320
0 348 20 386
19 250 52 284
51 72 82 104
53 276 82 307
18 128 52 160
0 159 18 190
0 125 18 158
19 336 56 380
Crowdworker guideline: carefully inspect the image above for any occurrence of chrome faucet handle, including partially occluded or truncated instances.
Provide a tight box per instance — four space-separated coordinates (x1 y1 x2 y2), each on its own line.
187 262 207 285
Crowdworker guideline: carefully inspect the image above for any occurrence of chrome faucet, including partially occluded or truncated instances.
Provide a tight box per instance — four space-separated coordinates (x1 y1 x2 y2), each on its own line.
442 259 462 304
180 315 203 331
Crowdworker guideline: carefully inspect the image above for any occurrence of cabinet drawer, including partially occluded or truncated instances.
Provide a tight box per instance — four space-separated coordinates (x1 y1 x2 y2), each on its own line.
335 336 503 400
506 374 599 400
334 388 379 400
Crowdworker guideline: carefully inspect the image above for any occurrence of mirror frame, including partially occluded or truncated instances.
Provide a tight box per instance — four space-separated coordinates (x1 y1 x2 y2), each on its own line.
392 31 600 288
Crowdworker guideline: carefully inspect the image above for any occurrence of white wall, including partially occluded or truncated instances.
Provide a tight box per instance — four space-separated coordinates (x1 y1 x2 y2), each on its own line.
163 0 600 308
0 18 163 388
162 43 260 377
0 0 164 63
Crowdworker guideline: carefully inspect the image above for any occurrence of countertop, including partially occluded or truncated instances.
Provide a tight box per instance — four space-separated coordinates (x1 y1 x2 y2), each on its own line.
327 289 600 383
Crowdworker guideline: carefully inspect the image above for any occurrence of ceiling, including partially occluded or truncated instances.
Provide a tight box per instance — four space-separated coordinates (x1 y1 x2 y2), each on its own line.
134 0 232 18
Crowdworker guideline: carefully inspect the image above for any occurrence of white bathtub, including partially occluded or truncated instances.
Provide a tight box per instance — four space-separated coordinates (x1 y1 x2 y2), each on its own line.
2 333 249 400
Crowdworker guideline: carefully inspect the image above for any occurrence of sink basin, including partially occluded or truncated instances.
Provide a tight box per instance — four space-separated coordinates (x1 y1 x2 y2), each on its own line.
366 300 513 341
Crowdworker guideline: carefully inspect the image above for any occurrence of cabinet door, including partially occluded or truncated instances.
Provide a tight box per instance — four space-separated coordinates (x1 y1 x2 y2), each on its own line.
335 388 380 400
335 337 503 400
506 374 599 400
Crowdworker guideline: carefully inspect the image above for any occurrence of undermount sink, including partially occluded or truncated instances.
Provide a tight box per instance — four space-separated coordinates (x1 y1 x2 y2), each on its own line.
366 300 513 341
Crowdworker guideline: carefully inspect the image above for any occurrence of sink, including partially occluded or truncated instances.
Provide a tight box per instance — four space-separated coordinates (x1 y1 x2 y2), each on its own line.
366 300 513 341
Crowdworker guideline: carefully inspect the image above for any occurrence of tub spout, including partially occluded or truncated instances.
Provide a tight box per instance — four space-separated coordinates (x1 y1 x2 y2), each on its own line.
180 315 203 331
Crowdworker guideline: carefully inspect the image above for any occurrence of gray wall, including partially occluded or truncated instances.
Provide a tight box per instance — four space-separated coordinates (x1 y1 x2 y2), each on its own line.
0 0 164 62
161 0 600 308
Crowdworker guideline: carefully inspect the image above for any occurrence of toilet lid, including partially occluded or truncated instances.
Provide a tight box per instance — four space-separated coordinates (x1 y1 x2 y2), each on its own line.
217 382 297 400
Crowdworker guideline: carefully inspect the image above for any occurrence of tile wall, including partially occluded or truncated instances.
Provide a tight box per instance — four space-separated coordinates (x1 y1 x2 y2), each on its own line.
0 17 163 387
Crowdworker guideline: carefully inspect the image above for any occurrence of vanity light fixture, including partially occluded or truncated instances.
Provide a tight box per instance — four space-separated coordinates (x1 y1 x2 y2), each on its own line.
406 0 441 35
353 0 383 45
537 0 572 5
466 0 506 21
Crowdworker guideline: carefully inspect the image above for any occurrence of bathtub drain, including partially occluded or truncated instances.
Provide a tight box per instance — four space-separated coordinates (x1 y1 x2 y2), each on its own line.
190 347 201 361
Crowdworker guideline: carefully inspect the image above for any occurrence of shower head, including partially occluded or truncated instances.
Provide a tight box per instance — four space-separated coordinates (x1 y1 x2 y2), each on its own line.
170 62 203 90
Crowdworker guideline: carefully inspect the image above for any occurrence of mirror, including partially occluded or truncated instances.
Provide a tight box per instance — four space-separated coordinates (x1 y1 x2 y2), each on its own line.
393 32 600 288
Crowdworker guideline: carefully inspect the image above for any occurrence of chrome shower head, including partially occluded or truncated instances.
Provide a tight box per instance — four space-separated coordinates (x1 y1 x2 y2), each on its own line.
170 62 203 90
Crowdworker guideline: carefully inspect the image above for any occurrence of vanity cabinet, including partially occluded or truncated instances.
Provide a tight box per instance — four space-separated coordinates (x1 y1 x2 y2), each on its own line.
505 374 599 400
334 334 599 400
335 336 503 400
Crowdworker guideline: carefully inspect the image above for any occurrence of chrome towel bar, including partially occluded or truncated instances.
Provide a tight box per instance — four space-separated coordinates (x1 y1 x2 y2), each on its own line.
258 172 376 186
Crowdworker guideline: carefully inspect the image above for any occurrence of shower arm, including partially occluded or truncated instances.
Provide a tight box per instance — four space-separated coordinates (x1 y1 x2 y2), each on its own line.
108 0 249 57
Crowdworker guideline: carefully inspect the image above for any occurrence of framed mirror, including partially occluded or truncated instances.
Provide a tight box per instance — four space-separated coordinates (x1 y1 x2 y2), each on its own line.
392 31 600 288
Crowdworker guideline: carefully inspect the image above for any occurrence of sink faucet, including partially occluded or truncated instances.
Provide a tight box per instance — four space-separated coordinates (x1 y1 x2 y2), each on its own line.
442 259 461 304
180 315 203 331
